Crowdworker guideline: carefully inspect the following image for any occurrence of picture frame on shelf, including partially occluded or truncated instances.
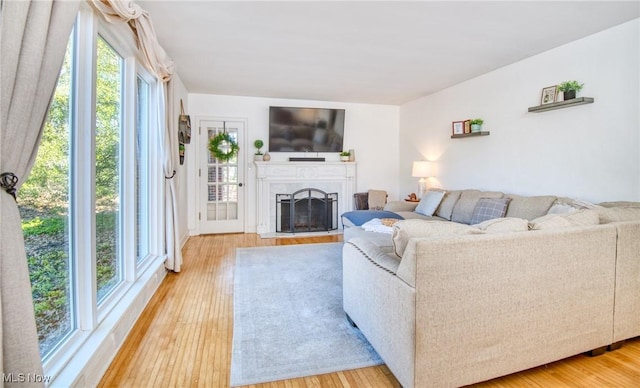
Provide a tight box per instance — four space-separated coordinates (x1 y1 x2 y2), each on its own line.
541 85 558 105
463 119 471 134
452 121 464 135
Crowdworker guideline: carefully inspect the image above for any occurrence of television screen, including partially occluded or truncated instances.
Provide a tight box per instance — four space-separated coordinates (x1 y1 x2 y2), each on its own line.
269 106 345 152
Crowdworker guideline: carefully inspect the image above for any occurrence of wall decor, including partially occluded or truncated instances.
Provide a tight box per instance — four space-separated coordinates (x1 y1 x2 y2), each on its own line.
452 121 464 135
209 131 239 162
178 99 191 144
540 85 558 105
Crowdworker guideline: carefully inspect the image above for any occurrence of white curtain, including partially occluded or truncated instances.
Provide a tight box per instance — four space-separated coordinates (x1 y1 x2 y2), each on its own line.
0 1 80 386
89 0 182 271
162 80 182 271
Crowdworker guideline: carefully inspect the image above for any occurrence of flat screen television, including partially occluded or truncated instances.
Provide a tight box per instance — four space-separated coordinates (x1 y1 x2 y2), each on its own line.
268 106 345 152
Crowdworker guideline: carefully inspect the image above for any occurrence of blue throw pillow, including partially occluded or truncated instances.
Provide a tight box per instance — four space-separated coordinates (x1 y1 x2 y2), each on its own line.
414 191 446 216
341 210 404 227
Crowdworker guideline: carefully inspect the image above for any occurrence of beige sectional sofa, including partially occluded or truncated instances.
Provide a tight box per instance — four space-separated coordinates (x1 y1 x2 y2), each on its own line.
342 189 640 388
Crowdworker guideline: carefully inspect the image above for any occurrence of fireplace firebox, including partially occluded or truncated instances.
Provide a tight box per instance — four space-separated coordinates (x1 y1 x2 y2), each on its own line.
276 188 338 233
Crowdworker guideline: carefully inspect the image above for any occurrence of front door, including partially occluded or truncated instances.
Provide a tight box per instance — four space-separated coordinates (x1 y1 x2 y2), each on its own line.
198 119 245 234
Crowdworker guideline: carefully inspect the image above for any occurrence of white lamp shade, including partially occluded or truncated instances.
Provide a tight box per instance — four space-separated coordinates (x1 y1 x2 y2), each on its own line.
412 161 433 178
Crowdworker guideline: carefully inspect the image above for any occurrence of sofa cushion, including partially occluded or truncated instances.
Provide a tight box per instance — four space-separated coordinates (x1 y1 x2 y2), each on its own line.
432 189 461 221
414 190 446 216
469 198 511 224
394 211 448 222
505 194 557 220
596 207 640 223
529 210 600 230
341 210 404 227
392 219 483 257
451 190 504 224
474 217 529 233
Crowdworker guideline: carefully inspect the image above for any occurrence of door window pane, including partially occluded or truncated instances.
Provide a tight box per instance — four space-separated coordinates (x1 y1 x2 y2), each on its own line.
95 36 123 302
20 37 74 357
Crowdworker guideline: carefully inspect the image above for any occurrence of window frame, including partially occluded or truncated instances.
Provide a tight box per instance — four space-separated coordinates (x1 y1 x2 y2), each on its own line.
41 5 166 378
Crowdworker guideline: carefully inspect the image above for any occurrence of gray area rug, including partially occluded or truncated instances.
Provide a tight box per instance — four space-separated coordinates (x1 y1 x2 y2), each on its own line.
230 242 383 386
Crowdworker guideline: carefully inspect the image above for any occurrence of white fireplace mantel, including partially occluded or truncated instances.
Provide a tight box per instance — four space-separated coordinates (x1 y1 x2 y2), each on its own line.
254 161 357 236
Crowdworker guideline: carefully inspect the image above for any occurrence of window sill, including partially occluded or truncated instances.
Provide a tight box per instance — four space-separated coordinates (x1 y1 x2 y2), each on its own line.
45 255 167 386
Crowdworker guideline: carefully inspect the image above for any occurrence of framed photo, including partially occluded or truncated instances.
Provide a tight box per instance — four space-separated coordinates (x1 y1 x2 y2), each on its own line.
541 85 558 105
463 119 471 134
452 121 464 135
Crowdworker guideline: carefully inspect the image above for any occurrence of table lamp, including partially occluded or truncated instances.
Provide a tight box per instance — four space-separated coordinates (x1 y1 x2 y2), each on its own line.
411 161 433 198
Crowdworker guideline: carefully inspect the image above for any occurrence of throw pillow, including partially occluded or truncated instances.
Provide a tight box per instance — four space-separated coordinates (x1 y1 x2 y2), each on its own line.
504 194 556 220
529 209 600 230
433 189 461 220
451 190 504 224
549 197 600 214
474 217 529 233
469 198 512 225
414 190 446 217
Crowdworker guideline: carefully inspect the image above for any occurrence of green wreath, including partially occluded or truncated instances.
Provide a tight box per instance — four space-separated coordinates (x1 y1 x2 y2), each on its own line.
208 132 239 162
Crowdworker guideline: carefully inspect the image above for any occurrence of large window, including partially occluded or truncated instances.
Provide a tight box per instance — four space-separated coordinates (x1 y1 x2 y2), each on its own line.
20 35 75 358
19 9 162 367
95 36 123 302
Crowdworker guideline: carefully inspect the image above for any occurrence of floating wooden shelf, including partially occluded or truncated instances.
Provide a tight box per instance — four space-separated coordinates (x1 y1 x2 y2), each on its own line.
528 97 594 113
451 131 490 139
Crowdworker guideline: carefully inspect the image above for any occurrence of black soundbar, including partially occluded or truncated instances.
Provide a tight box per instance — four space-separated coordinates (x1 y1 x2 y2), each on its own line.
288 157 325 162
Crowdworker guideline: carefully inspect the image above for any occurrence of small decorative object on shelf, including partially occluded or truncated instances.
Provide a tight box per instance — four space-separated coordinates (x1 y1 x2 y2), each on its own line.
540 85 558 105
209 132 239 162
254 139 264 161
452 121 464 136
557 80 584 100
470 118 484 133
339 151 351 162
262 152 271 161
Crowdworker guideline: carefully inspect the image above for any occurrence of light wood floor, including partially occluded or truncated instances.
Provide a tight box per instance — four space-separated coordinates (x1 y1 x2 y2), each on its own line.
99 233 640 387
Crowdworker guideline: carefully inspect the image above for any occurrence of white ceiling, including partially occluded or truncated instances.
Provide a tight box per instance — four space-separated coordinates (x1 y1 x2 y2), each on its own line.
140 1 640 105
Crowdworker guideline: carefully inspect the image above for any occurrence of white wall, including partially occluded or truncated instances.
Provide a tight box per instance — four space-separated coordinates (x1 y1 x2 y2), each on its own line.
187 94 399 234
400 19 640 203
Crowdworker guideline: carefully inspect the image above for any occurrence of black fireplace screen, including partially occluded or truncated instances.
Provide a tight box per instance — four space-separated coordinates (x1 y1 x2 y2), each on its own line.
276 188 338 233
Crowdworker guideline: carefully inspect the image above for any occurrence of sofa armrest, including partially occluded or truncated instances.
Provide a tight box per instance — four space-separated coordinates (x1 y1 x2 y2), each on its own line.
384 200 418 212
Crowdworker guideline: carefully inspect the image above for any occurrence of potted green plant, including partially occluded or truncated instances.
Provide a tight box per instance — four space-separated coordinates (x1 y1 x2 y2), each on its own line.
254 139 264 161
470 118 484 133
558 80 584 100
179 143 185 165
339 151 350 162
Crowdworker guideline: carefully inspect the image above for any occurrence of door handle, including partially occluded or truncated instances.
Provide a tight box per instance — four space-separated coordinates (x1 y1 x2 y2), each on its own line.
238 183 243 187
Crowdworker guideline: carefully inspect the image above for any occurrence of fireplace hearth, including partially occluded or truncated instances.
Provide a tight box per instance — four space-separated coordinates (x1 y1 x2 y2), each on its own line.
276 188 338 233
